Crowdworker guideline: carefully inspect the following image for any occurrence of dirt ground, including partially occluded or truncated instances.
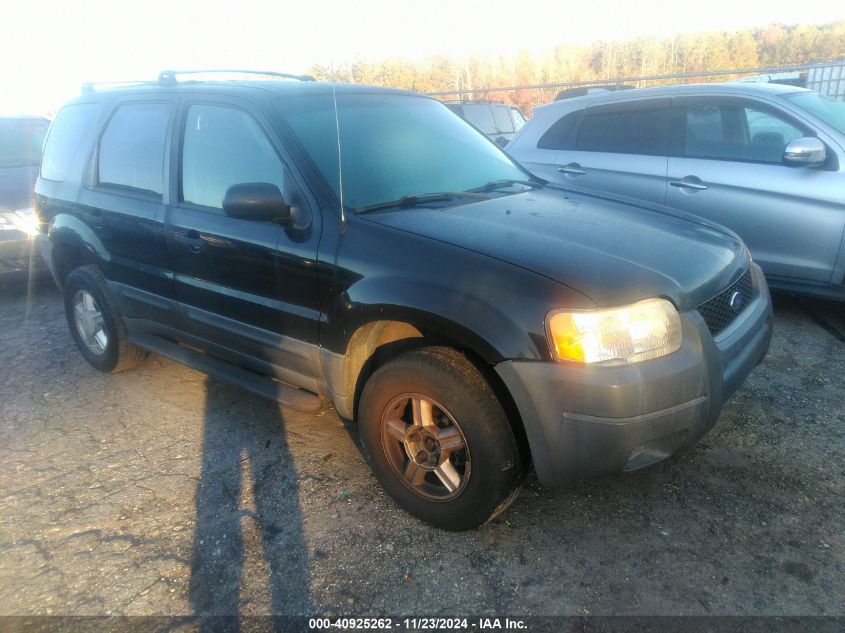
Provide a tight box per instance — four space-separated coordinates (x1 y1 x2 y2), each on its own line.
0 279 843 619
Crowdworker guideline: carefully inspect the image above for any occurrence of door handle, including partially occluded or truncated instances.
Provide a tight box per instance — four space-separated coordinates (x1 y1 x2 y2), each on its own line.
669 179 708 191
558 163 587 176
174 230 208 253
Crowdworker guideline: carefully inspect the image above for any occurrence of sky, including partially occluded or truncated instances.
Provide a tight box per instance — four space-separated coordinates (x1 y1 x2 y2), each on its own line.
3 0 843 115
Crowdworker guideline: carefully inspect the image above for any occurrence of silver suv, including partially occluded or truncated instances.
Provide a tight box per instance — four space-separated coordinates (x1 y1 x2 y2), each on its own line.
508 83 845 300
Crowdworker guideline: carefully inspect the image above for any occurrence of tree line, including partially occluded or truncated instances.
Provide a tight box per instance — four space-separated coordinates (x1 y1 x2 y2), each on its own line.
306 20 845 114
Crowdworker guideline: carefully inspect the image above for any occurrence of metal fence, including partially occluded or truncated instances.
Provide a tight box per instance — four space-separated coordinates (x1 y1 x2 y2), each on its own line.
429 61 845 109
805 63 845 101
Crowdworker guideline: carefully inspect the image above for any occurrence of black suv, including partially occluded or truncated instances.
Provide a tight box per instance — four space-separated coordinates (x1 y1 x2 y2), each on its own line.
36 71 773 530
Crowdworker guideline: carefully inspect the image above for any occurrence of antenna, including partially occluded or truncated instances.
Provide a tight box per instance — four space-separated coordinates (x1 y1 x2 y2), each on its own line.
331 84 346 226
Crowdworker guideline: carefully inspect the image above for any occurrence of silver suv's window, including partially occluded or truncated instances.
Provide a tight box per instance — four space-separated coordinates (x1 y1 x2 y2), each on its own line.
98 103 170 196
684 105 803 163
41 103 100 182
576 108 669 155
182 105 285 210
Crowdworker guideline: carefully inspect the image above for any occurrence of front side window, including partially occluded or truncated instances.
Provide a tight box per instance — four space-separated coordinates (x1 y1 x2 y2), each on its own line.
98 103 170 196
182 105 285 210
0 118 49 169
41 103 101 181
276 94 528 210
576 107 669 155
462 105 497 135
684 103 804 163
493 105 514 134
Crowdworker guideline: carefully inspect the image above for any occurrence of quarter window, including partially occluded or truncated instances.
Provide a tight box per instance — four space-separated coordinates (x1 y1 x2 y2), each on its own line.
41 103 101 181
181 105 285 210
98 103 170 196
537 111 580 150
576 108 669 155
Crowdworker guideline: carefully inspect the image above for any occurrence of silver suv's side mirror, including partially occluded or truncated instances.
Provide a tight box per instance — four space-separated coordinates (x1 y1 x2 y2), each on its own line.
783 137 826 167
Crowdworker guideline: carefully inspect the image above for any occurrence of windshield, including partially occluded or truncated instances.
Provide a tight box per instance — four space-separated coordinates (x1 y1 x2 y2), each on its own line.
785 92 845 135
0 118 49 169
276 93 529 210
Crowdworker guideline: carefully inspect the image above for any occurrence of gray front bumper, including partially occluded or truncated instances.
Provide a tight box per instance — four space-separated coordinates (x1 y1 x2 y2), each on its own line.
496 264 773 487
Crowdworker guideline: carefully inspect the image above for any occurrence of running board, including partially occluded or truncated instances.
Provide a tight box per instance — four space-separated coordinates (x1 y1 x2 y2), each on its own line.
130 332 323 413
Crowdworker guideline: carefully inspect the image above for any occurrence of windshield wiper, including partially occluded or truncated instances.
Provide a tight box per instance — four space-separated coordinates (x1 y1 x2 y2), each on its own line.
468 178 542 193
356 191 491 214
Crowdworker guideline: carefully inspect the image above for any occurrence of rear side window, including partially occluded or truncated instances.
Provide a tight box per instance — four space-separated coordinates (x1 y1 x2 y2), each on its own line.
98 103 170 196
462 105 497 135
493 106 514 134
181 105 285 210
0 118 49 168
41 103 100 181
537 111 580 150
576 107 669 155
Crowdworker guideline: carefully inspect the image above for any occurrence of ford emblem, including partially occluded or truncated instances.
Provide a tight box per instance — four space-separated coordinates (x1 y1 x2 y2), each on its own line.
729 291 744 311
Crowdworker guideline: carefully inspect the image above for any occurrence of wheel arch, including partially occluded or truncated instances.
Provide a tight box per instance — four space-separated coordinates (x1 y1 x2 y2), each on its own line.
325 312 532 469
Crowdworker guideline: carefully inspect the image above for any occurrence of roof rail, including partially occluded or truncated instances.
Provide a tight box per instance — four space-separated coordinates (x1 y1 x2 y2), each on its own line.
80 80 152 93
157 69 316 83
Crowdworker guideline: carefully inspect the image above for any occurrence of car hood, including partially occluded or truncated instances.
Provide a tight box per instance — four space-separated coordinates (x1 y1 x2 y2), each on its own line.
362 187 749 311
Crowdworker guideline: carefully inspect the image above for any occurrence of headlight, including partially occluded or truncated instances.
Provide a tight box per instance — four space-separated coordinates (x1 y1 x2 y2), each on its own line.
546 298 682 364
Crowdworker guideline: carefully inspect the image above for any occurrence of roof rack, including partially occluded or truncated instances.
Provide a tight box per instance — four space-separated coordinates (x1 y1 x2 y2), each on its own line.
157 69 316 83
81 80 151 93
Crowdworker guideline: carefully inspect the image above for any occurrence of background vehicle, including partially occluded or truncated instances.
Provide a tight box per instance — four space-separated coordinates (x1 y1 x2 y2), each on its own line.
35 72 771 530
0 116 49 280
554 84 635 101
508 83 845 300
443 100 527 147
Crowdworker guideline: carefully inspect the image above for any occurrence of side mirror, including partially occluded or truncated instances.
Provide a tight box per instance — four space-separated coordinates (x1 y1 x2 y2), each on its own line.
783 137 826 167
222 183 292 224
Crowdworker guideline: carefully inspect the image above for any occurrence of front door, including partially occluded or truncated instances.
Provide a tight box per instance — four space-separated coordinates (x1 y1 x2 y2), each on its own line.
666 97 845 283
165 99 323 383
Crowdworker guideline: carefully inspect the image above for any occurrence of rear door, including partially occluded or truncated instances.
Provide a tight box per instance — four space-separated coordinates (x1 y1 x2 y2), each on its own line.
78 99 178 325
165 97 323 383
551 99 673 203
666 96 845 283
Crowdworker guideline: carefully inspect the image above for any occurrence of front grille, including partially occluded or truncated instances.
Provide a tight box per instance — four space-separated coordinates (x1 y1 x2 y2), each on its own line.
696 269 754 336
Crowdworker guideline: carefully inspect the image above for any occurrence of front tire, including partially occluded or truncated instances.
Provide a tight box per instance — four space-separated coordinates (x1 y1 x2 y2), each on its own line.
359 346 525 531
63 265 146 373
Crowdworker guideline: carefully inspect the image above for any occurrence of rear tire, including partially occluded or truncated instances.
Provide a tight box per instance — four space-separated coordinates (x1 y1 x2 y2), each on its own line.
63 265 146 373
359 346 524 531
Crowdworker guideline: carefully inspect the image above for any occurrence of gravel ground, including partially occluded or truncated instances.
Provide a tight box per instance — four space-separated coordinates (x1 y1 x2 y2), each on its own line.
0 279 842 618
